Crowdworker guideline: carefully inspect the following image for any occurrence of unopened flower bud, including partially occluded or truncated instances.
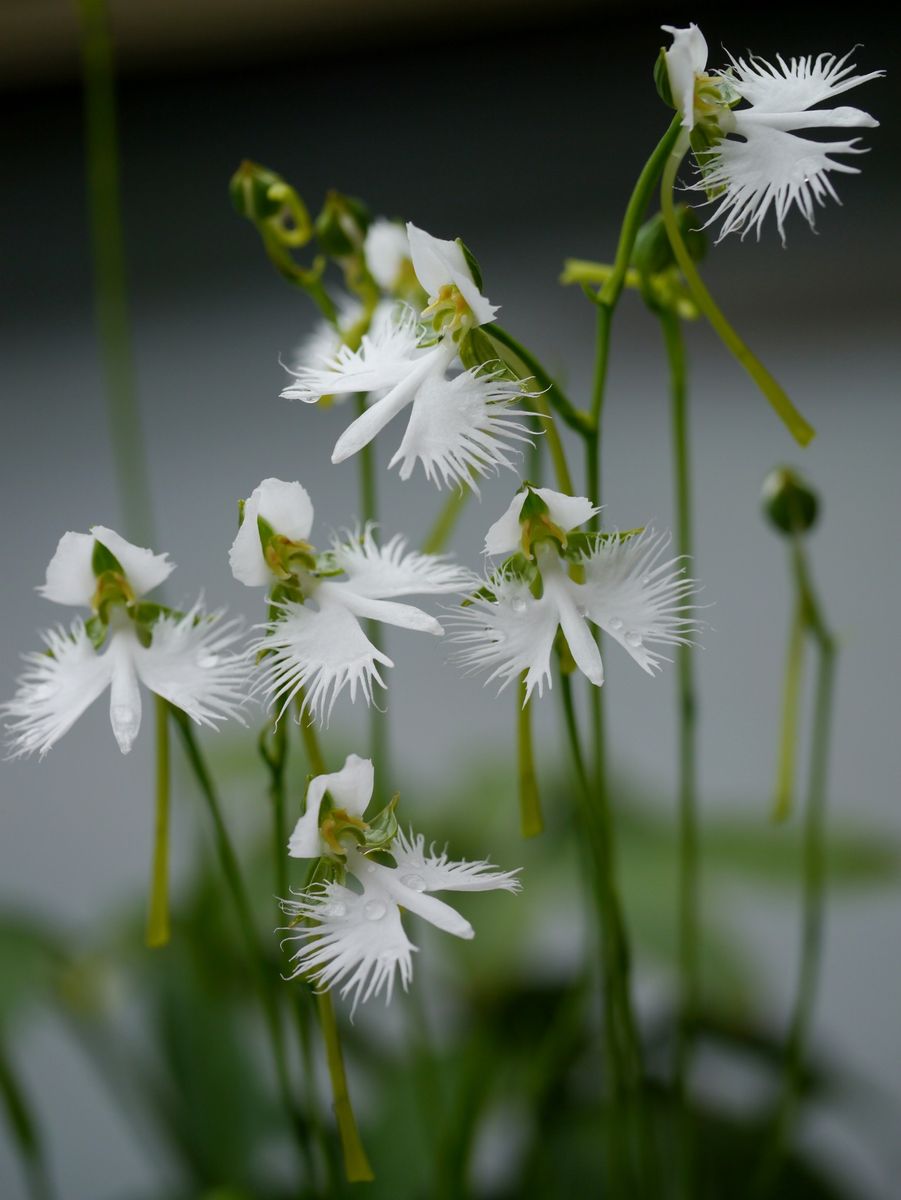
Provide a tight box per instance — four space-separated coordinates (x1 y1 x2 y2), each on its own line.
315 191 371 258
633 207 706 279
229 160 289 223
761 467 820 536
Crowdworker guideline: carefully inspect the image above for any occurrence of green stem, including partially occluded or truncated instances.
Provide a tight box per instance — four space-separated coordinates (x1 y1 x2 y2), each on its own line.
760 555 836 1193
145 696 171 948
517 675 543 837
422 486 470 555
316 995 374 1183
77 0 155 546
773 601 806 823
170 710 312 1185
355 393 389 793
0 1038 54 1200
660 308 699 1195
660 133 815 447
529 390 575 495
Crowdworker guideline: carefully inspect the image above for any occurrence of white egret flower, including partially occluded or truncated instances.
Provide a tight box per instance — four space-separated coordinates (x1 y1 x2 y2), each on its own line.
450 486 700 700
4 526 247 757
662 24 883 242
281 224 532 490
281 753 521 1011
230 478 475 723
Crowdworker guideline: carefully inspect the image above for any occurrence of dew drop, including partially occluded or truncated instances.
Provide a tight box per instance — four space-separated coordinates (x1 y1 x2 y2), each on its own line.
401 873 426 893
364 900 387 921
609 617 623 632
625 630 643 648
511 597 527 614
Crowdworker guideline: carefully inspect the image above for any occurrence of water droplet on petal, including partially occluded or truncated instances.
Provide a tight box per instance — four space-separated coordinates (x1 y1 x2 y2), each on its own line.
401 873 426 893
324 901 346 918
511 597 527 614
364 900 387 921
625 630 643 648
609 617 623 632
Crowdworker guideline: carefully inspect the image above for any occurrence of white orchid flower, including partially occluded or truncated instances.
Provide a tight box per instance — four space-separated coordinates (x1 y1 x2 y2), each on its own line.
662 25 883 243
280 753 520 1011
281 225 532 491
230 478 475 723
450 486 700 700
3 526 247 757
291 295 400 384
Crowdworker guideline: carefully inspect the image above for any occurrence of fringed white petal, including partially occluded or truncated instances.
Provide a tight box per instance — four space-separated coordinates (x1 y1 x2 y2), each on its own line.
330 527 476 598
134 605 249 730
722 49 884 115
448 575 560 701
388 366 533 492
281 304 426 403
700 124 869 242
700 48 881 242
253 594 393 726
288 753 374 859
578 529 699 676
281 878 415 1014
3 622 114 757
391 828 522 894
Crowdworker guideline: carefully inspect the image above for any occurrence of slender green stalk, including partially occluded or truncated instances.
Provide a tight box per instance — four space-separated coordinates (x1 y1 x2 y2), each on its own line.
145 697 171 948
0 1038 53 1200
355 393 389 794
659 308 699 1195
660 133 815 447
517 674 543 837
422 486 470 555
171 710 313 1185
773 601 806 822
77 0 154 546
316 988 374 1183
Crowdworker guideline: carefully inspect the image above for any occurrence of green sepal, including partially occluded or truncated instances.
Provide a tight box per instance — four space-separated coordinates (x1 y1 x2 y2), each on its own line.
91 540 125 578
456 238 484 291
654 46 675 109
458 328 508 375
83 614 108 651
237 497 246 528
361 795 399 852
633 208 706 281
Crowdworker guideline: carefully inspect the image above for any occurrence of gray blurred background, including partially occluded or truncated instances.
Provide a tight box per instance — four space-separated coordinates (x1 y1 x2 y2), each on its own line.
2 1 899 1196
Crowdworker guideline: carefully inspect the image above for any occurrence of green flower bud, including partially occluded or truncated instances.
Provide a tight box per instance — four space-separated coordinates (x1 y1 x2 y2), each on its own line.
761 467 820 536
633 207 706 278
314 190 371 257
229 160 288 223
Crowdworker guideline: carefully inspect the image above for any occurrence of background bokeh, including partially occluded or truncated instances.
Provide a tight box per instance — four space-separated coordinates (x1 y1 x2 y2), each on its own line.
2 2 899 1196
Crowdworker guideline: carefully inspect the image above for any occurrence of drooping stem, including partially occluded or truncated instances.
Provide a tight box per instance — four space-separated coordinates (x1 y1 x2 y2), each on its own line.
659 307 699 1195
0 1038 54 1200
77 0 155 546
773 601 806 823
517 674 543 838
170 710 313 1183
660 133 815 447
145 696 171 948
